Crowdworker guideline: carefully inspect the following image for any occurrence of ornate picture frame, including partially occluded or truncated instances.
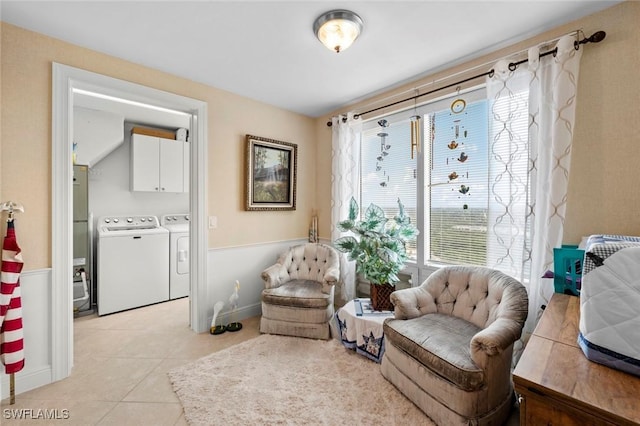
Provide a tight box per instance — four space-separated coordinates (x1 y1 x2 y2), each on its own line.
246 135 297 211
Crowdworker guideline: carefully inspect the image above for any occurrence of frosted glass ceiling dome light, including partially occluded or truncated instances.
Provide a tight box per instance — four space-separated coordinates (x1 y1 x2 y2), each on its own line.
313 9 363 53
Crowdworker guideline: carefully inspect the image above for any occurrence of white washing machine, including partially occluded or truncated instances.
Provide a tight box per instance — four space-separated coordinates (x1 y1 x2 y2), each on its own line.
161 214 190 299
97 215 169 315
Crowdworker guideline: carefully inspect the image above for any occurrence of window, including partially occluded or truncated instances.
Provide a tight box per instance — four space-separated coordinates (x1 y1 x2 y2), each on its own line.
360 87 511 268
361 117 417 260
426 96 488 266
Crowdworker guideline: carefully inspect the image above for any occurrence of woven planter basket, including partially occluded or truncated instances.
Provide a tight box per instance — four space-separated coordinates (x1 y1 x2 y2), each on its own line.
370 283 394 311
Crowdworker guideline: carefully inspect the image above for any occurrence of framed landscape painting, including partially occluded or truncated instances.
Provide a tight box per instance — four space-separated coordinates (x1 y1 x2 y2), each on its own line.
246 135 297 211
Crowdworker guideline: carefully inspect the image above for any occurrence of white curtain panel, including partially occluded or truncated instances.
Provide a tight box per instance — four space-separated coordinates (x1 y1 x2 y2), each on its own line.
487 35 582 333
331 113 362 306
486 59 531 280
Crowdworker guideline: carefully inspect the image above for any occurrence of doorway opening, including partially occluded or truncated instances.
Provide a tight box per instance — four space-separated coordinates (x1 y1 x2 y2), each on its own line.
52 63 209 382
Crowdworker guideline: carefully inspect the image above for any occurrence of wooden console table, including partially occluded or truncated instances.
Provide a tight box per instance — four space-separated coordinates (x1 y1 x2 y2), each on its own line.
513 293 640 425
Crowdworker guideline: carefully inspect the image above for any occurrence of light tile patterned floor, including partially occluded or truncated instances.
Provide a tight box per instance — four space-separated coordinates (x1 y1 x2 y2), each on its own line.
0 298 261 425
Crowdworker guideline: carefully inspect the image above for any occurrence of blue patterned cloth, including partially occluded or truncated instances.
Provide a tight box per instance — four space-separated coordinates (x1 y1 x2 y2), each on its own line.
335 299 393 363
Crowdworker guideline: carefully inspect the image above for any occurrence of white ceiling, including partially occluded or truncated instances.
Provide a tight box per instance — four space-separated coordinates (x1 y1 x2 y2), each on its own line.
1 1 619 118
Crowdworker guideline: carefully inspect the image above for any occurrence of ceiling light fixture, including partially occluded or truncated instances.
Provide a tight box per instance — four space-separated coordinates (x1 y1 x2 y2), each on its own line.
313 9 363 53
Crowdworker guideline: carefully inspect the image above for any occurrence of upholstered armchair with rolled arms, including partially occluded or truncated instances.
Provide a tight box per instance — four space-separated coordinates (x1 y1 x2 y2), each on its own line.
381 266 528 425
260 243 340 340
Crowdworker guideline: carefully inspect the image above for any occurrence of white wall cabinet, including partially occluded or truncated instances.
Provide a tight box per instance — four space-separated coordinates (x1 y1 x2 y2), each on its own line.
131 134 188 193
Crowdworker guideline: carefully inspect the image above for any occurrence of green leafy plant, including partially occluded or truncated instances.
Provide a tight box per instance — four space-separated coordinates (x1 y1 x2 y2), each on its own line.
335 197 419 286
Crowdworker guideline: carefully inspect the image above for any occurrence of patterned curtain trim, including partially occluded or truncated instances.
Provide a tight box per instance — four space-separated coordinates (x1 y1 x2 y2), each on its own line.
331 113 362 305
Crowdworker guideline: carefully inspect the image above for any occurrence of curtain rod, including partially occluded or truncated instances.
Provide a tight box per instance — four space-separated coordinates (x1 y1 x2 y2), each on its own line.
327 30 606 127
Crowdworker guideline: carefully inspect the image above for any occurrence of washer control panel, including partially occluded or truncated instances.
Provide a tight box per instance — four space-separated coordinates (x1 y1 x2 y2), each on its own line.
161 214 190 226
100 215 160 231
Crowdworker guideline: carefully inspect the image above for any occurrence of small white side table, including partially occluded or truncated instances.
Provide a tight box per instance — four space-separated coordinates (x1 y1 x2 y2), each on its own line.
335 298 394 363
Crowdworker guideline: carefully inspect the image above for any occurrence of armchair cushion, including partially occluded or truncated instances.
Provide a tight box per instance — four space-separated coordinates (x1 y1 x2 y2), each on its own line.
261 280 331 309
384 314 484 391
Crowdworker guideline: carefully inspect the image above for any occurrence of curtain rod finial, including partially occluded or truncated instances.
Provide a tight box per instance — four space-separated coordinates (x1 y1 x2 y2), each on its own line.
589 31 606 43
577 30 606 49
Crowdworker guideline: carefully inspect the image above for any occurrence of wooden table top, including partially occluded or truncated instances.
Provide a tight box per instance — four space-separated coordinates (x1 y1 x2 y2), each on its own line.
513 294 640 425
532 292 581 347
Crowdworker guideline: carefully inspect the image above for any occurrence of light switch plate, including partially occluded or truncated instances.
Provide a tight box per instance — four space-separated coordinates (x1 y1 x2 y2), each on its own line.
209 216 217 229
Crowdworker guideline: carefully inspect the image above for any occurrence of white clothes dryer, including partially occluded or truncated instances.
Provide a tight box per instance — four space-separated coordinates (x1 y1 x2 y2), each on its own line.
97 215 169 315
161 214 190 299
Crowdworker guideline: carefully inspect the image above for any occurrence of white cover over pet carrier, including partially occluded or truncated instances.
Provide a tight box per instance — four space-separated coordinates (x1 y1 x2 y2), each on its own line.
578 235 640 377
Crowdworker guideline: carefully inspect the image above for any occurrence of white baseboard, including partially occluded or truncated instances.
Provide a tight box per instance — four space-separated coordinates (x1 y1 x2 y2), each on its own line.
1 367 52 400
210 302 262 330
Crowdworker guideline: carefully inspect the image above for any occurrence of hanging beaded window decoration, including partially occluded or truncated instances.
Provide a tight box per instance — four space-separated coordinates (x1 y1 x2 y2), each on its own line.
376 119 391 187
447 87 471 208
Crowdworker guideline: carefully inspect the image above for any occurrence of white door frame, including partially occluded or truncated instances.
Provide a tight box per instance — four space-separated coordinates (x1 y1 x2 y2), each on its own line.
51 63 209 381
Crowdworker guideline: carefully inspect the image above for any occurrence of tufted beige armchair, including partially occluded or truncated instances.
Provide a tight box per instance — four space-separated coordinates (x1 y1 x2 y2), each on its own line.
260 243 340 340
381 266 528 425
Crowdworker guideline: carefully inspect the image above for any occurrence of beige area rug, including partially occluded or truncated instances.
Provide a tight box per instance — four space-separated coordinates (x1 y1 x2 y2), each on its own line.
168 334 433 425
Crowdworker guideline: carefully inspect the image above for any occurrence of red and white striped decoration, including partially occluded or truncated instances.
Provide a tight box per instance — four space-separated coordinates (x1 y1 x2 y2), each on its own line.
1 220 25 374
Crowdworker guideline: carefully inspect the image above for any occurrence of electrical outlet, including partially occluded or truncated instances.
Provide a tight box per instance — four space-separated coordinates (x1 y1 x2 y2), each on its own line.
209 216 217 229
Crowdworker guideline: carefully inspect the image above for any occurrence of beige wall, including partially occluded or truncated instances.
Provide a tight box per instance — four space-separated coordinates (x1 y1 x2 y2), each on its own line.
316 1 640 245
0 22 316 270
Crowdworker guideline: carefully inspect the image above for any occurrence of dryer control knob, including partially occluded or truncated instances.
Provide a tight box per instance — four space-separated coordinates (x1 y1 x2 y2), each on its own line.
127 217 133 223
113 218 119 223
141 218 146 222
104 218 110 223
185 215 190 221
148 217 153 222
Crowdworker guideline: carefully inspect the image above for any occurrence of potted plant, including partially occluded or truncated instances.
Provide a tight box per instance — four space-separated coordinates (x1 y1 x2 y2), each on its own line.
335 197 419 311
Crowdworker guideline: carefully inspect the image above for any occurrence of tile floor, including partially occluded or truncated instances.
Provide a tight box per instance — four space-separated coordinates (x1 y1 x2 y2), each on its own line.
1 298 520 425
0 298 261 425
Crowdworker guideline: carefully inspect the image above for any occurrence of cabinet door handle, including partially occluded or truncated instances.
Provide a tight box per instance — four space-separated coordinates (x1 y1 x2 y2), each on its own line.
155 187 159 191
161 187 165 191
